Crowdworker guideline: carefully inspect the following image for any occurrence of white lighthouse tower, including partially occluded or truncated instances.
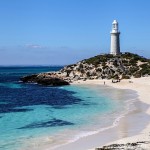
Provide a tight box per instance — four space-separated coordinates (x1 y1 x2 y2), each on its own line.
110 20 120 55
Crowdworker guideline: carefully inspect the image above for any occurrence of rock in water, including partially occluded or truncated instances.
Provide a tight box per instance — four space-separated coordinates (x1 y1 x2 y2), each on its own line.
20 74 38 83
20 75 69 86
37 77 69 86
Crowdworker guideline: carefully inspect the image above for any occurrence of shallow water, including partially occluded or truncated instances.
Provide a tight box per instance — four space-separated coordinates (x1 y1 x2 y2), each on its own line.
0 67 138 150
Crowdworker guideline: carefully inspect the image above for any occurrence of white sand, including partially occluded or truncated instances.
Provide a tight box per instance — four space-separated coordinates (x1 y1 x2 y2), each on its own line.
54 77 150 150
72 77 150 149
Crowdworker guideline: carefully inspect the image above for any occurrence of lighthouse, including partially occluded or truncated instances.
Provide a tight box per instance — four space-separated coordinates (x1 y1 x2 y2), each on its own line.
110 20 120 55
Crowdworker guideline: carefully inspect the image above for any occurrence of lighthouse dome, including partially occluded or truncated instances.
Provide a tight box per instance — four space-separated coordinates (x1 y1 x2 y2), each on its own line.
112 20 118 24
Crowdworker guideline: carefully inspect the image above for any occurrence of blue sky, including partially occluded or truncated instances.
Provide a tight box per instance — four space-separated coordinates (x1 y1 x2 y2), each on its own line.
0 0 150 65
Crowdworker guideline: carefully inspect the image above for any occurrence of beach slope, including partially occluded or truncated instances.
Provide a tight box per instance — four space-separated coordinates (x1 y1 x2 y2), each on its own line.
55 77 150 150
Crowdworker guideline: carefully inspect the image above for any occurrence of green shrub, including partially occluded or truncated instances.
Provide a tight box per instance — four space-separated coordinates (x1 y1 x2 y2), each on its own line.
122 75 130 79
129 66 139 74
113 74 119 79
140 58 147 62
140 63 148 69
113 60 118 67
96 68 102 72
133 73 141 78
129 59 137 66
139 63 150 75
102 62 106 66
140 68 150 75
102 65 108 69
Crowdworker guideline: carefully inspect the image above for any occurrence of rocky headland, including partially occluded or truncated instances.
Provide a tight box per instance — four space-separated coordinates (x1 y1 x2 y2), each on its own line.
20 52 150 86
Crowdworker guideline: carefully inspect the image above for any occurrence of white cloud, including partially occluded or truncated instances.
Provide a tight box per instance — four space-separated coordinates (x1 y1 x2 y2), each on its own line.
25 44 45 49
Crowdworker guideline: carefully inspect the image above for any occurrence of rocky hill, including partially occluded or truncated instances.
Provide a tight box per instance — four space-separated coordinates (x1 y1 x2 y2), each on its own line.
60 52 150 81
21 52 150 85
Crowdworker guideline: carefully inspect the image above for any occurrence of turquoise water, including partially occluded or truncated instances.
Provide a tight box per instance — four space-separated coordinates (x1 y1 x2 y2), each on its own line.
0 67 137 150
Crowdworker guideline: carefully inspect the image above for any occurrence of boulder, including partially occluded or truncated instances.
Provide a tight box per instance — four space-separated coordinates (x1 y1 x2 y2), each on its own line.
61 72 68 77
20 74 69 86
20 74 38 83
69 71 74 77
37 77 69 86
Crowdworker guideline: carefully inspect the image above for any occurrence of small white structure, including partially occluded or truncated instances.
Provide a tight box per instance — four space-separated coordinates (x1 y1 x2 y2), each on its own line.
110 20 120 55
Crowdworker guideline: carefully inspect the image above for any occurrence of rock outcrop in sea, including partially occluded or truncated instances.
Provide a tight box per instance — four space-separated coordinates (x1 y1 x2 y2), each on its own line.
20 74 69 86
21 52 150 85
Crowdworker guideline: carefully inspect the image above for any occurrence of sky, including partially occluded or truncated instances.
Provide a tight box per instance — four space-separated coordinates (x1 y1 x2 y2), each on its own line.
0 0 150 66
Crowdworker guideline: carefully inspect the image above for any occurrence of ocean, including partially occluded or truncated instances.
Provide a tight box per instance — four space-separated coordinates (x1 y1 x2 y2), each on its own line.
0 67 137 150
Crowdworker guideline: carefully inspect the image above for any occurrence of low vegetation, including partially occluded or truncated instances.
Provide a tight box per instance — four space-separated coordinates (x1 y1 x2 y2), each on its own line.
51 52 150 82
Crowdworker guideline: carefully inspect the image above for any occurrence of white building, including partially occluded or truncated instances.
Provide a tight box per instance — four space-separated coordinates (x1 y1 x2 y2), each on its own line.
110 20 120 55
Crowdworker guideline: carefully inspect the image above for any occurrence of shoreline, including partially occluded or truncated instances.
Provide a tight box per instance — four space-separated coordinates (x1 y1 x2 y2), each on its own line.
95 77 150 149
54 77 150 150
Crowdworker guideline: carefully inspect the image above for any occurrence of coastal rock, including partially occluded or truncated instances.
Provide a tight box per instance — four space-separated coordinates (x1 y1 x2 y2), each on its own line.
20 74 69 86
69 71 74 77
20 74 38 83
61 72 68 77
37 77 69 86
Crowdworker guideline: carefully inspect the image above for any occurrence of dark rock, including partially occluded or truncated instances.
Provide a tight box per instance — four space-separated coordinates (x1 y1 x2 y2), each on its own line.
20 74 38 83
37 77 69 86
20 75 69 86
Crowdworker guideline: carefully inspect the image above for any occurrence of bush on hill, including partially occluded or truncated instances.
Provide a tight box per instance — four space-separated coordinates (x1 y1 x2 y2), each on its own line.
122 74 130 79
133 72 141 78
139 63 150 75
84 54 114 65
129 66 139 74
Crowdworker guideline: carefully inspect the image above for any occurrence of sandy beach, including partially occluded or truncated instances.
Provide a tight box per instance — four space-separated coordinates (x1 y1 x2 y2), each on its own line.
55 77 150 150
